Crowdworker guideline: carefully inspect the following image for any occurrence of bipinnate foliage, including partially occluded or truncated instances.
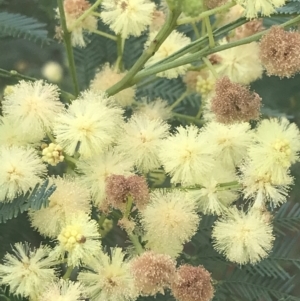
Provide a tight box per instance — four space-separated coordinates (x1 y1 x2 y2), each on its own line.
0 12 50 44
0 179 56 224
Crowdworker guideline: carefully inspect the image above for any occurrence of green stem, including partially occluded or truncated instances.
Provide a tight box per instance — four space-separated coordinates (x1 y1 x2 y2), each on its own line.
131 14 300 84
192 22 200 39
125 196 133 218
127 232 144 255
172 112 205 125
170 90 189 110
57 0 79 96
106 8 182 96
46 131 56 143
202 57 218 78
98 214 106 229
115 35 125 71
68 0 102 32
204 16 215 48
62 265 73 280
89 28 117 41
177 1 235 25
0 68 75 101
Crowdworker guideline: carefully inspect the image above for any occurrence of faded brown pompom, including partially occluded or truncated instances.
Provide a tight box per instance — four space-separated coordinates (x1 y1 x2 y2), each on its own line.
105 174 149 211
259 26 300 78
64 0 90 17
171 265 214 301
211 76 261 123
234 19 264 40
127 175 150 210
205 0 228 9
105 174 129 211
131 251 176 296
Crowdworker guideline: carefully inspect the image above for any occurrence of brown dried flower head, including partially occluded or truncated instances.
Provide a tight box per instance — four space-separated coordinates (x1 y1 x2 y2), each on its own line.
105 174 149 211
105 174 129 211
171 265 214 301
259 26 300 78
150 10 166 32
205 0 228 9
211 76 261 123
234 20 264 40
64 0 90 17
131 251 176 296
127 175 150 210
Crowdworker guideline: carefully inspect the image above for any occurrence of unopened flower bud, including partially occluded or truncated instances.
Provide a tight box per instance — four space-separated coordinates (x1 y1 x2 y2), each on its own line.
42 143 64 166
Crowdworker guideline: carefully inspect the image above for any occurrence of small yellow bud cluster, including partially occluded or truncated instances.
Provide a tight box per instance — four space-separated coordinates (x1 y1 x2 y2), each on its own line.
58 225 86 252
42 143 64 166
196 75 215 97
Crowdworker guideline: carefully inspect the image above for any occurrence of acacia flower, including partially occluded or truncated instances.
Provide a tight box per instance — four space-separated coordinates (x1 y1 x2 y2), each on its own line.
2 80 63 138
0 243 57 300
189 168 239 215
212 207 275 264
171 264 214 301
37 279 84 301
159 125 215 185
116 114 169 173
78 248 138 301
131 251 176 296
214 41 263 85
0 146 46 202
90 64 136 107
240 161 293 208
29 176 91 238
211 76 261 123
135 98 171 121
248 118 300 182
53 213 101 267
259 26 300 78
101 0 155 38
53 90 124 158
144 31 191 79
142 190 200 258
200 122 253 169
77 149 133 206
236 0 286 19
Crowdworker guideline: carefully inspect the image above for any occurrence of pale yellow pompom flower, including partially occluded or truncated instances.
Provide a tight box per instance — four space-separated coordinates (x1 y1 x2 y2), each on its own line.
2 80 63 137
29 176 91 238
0 116 43 147
37 279 84 301
215 41 263 84
248 118 300 183
201 121 253 169
135 98 171 121
144 30 191 79
0 146 46 202
78 248 138 301
0 243 57 300
53 213 101 267
53 90 124 159
236 0 286 19
142 190 200 258
90 64 136 107
240 162 293 208
116 114 169 173
189 167 239 215
158 125 215 185
101 0 155 38
77 149 133 205
212 207 275 265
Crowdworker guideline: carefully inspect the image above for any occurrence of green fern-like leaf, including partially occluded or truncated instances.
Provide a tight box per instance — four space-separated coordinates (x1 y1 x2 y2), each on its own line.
0 179 56 223
274 202 300 234
276 0 300 14
0 12 50 44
